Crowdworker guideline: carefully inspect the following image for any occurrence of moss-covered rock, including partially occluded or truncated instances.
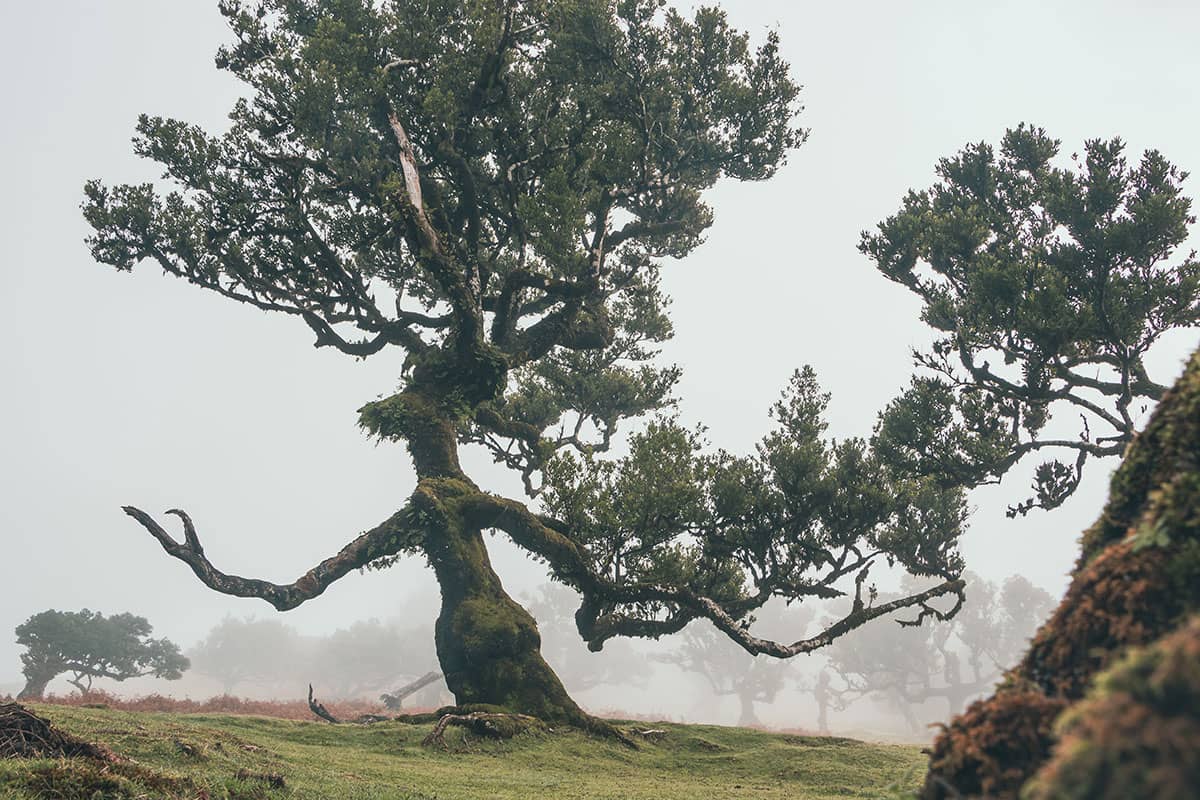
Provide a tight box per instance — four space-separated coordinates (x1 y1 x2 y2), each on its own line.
1022 615 1200 800
1021 540 1200 700
923 685 1066 799
921 347 1200 799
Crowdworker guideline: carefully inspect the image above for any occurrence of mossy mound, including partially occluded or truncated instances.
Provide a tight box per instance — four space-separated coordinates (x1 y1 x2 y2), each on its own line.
923 686 1065 800
0 702 115 762
1023 615 1200 800
922 348 1200 799
1021 539 1200 700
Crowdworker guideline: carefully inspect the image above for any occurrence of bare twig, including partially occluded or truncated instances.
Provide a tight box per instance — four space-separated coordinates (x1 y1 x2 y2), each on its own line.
307 685 340 724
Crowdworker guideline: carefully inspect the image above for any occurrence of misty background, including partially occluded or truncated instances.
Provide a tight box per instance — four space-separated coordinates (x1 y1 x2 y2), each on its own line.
2 0 1198 738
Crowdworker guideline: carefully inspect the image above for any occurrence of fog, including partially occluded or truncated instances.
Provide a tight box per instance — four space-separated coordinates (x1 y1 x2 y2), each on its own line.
2 0 1198 739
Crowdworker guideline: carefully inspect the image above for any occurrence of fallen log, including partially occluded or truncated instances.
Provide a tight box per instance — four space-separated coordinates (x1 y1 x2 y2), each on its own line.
381 671 442 710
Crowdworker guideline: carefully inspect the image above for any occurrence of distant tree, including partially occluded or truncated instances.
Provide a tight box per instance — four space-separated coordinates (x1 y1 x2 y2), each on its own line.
658 599 813 727
811 669 834 734
309 620 410 699
863 124 1200 515
15 610 188 698
820 573 1055 733
523 583 650 695
89 0 967 729
188 616 302 695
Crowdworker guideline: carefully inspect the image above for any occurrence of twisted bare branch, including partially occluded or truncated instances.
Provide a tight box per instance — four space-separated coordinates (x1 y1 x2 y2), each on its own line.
121 505 420 611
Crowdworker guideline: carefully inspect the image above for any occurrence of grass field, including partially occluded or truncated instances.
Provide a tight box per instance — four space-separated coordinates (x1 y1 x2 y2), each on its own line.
0 704 924 799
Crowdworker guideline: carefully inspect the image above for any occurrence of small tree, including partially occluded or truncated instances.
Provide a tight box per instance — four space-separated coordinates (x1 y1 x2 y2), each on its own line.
862 125 1200 514
15 610 188 698
86 0 966 728
820 573 1054 733
309 619 437 699
188 616 302 695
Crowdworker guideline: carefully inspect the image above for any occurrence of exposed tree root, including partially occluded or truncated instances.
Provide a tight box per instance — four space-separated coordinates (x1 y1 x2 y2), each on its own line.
421 711 542 748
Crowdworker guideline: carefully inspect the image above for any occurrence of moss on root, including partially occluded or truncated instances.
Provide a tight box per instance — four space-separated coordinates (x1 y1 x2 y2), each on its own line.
1022 615 1200 800
921 348 1200 799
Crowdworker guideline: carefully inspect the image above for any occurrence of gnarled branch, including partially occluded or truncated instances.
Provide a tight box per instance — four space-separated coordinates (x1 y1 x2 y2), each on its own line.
463 492 966 659
122 505 420 611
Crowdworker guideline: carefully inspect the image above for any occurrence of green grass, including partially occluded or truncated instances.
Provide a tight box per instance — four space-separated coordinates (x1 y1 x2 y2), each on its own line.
0 705 924 799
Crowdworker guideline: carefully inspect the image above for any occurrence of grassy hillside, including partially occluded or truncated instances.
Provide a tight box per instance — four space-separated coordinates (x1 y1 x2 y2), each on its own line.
0 705 923 799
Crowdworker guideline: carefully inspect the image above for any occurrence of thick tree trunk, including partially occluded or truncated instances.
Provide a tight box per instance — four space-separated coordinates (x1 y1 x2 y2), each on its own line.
736 691 761 728
17 674 52 700
814 671 832 734
389 386 621 739
896 695 922 735
425 504 589 725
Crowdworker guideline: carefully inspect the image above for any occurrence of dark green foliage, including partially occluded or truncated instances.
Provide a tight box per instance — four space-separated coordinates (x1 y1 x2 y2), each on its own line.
542 369 967 653
15 610 188 699
863 124 1200 514
83 0 803 436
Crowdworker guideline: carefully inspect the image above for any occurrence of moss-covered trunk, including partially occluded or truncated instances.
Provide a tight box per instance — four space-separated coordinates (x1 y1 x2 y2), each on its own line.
388 381 597 730
419 482 588 725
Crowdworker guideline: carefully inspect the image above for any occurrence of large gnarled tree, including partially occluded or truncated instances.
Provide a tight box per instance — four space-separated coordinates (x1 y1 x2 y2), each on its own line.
85 0 965 728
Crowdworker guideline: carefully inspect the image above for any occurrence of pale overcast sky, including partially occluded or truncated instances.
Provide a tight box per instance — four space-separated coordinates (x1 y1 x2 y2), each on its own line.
2 1 1199 690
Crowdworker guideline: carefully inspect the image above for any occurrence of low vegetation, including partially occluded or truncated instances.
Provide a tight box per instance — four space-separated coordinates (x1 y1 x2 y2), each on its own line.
0 704 923 800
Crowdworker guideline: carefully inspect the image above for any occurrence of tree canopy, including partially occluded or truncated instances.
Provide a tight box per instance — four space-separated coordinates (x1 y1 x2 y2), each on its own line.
15 610 188 699
188 616 304 695
863 125 1200 514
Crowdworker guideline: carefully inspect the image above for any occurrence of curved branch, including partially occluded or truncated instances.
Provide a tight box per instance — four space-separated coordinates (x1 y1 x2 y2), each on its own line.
694 578 965 658
463 492 966 658
121 505 420 611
